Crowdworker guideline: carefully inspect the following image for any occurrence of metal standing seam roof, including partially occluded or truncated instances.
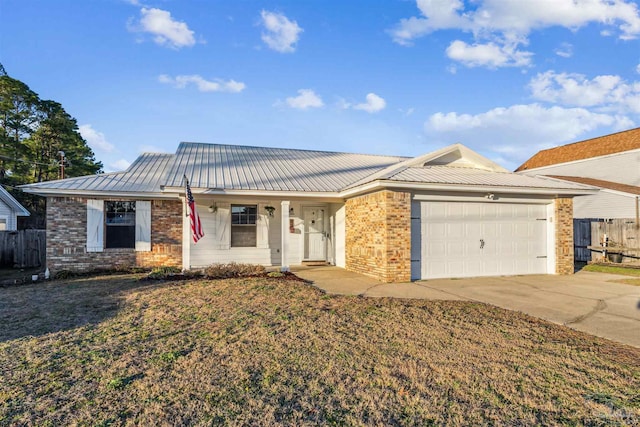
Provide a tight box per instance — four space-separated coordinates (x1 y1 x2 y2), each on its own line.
164 142 410 192
20 142 596 195
385 166 597 190
19 153 175 193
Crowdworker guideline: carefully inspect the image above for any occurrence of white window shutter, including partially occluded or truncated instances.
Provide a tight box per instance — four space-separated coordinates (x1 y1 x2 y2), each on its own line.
86 199 104 252
212 202 230 250
256 204 269 248
135 200 151 252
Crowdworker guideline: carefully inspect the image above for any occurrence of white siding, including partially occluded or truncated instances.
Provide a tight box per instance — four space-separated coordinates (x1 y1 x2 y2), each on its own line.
520 150 640 186
187 198 342 268
0 199 16 230
573 191 638 219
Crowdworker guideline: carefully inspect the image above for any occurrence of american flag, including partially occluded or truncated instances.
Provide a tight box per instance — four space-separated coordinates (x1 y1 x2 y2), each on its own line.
185 176 204 243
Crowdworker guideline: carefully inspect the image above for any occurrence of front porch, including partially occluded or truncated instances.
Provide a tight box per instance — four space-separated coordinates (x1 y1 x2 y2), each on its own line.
183 197 346 271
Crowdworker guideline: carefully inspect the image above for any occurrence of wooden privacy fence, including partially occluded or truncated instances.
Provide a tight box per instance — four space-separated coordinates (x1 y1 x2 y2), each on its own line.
586 219 640 264
0 230 46 268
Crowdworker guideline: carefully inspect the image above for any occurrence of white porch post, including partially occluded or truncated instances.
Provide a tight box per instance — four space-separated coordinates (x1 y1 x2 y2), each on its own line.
281 200 290 272
182 196 191 271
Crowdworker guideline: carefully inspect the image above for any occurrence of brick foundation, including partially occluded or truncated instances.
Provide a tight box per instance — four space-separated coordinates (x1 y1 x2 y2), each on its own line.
46 197 182 273
555 198 574 275
345 190 411 283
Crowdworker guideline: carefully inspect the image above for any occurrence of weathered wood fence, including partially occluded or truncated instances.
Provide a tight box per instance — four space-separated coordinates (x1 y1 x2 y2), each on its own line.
0 230 46 268
575 218 640 264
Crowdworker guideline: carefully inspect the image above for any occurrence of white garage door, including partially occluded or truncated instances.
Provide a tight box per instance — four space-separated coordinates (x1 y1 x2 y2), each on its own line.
412 201 548 280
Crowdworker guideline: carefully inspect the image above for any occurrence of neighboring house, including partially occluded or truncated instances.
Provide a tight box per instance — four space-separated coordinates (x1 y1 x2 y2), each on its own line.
0 185 30 231
516 127 640 219
20 142 594 282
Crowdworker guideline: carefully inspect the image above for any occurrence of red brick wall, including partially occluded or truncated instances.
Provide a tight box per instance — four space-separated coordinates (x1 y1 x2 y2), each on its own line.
555 198 574 275
345 190 411 282
46 197 182 273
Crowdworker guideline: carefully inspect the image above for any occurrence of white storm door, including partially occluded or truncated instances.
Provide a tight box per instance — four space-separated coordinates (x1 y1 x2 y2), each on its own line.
303 206 326 260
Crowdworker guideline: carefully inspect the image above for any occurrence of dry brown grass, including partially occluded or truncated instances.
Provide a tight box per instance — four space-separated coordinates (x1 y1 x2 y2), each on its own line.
1 275 639 426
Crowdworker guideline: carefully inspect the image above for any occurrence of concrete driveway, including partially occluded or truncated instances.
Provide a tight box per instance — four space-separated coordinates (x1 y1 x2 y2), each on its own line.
293 266 640 348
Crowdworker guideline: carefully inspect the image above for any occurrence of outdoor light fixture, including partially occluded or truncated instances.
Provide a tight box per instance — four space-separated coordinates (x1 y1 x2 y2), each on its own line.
486 193 496 200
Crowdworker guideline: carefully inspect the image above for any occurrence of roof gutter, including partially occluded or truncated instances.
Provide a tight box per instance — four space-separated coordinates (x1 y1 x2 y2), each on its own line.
19 187 182 200
338 180 599 198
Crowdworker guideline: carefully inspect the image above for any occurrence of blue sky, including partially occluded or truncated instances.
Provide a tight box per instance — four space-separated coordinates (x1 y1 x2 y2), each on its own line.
3 0 640 172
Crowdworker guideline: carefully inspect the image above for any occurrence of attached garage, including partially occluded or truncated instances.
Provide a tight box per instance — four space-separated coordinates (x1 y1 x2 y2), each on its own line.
411 200 552 280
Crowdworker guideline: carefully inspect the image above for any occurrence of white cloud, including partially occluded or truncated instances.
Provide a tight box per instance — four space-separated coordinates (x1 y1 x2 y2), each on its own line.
284 89 324 110
138 145 171 153
528 70 640 112
554 42 573 58
425 103 633 166
110 159 131 171
79 124 114 153
158 74 246 93
353 93 386 113
130 8 196 49
446 40 532 68
636 63 640 74
391 0 640 67
260 10 302 53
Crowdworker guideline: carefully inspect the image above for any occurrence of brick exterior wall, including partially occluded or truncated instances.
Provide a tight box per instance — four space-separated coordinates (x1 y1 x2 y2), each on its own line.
46 197 182 273
345 190 411 283
555 198 574 275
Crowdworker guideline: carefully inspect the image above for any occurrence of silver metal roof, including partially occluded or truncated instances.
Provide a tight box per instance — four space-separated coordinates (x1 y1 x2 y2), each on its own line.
165 142 409 192
20 153 174 193
387 166 595 190
19 142 593 196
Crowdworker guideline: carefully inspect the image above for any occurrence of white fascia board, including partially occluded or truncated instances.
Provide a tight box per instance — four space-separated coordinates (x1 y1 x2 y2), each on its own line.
161 186 343 201
20 188 181 200
517 147 640 174
338 180 599 198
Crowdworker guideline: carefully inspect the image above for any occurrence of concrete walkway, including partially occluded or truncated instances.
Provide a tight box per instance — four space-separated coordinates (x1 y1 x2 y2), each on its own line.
292 266 640 348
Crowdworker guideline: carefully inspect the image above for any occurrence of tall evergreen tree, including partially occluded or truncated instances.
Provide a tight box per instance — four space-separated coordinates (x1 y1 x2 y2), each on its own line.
0 63 103 227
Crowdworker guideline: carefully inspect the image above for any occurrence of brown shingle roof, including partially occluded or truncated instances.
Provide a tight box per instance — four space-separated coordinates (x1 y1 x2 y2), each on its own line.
547 176 640 195
515 127 640 171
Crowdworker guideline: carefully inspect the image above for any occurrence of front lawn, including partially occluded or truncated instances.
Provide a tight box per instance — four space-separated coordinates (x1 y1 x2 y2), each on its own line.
1 275 638 425
583 264 640 286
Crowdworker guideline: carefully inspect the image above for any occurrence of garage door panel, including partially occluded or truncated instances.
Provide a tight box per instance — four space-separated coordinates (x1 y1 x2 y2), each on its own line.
417 201 548 280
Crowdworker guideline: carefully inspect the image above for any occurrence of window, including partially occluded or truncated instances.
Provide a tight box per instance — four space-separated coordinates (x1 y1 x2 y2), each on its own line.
0 218 6 231
105 201 136 248
231 205 257 247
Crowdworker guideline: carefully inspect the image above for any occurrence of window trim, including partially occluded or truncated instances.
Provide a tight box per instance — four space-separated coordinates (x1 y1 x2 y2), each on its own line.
230 204 257 248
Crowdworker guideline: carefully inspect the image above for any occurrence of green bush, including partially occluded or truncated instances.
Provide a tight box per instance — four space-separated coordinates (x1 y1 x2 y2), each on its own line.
203 262 266 279
147 266 182 280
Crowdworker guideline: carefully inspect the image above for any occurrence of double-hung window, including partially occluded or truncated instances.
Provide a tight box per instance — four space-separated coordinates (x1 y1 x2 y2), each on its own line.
105 201 136 248
231 205 257 247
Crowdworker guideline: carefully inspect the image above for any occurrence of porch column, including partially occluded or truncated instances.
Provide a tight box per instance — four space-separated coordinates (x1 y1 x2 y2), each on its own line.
281 200 290 272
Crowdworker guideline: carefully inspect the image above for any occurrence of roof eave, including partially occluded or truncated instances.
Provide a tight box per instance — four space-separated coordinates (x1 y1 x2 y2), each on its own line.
338 180 599 198
20 187 181 200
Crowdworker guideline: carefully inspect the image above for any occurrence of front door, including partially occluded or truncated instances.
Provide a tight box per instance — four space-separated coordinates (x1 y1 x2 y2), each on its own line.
303 206 326 260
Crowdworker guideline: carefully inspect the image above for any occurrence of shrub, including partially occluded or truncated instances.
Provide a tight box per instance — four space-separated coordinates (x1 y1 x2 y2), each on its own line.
147 266 182 280
267 271 285 278
203 262 266 279
53 270 75 280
